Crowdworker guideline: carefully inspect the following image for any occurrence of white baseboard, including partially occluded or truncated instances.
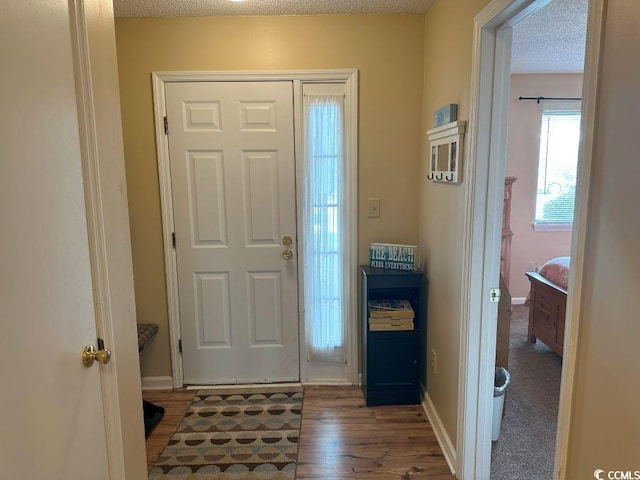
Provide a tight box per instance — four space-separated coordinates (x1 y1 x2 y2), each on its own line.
186 382 303 390
421 387 457 475
303 381 353 386
512 297 526 305
141 376 174 390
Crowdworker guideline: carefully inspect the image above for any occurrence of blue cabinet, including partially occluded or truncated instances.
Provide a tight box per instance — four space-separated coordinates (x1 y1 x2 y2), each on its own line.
361 266 427 406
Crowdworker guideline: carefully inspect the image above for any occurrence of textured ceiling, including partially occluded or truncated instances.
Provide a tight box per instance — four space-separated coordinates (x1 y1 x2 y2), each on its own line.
113 0 436 17
511 0 588 73
113 0 586 74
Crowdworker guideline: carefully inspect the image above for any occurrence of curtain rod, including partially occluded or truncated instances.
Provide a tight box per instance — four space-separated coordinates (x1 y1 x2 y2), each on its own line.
518 96 582 104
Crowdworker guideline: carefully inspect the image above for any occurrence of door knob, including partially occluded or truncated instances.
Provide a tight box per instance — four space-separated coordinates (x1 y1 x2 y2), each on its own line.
82 345 112 367
282 235 293 246
282 249 294 261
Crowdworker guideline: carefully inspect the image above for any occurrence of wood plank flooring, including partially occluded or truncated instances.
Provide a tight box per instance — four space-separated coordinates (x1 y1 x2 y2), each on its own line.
143 386 455 479
142 389 197 472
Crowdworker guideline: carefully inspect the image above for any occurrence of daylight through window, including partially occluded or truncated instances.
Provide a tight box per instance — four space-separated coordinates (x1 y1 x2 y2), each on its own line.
534 101 581 228
303 93 346 363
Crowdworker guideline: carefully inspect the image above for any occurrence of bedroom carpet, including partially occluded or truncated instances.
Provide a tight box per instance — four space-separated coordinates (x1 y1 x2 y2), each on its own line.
148 386 303 479
490 305 562 480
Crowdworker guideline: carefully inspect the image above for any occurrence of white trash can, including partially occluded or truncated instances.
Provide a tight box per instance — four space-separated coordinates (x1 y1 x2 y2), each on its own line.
492 367 511 441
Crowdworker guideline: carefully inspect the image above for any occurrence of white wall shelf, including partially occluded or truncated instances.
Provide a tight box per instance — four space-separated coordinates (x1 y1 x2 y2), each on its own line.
427 121 466 183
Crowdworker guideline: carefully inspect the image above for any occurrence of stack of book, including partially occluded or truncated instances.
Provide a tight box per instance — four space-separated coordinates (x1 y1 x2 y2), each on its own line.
368 299 415 331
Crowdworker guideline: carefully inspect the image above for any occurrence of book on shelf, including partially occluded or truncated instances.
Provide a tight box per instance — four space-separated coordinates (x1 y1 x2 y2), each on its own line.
369 322 414 331
368 317 413 325
369 318 413 326
369 243 418 271
368 299 414 319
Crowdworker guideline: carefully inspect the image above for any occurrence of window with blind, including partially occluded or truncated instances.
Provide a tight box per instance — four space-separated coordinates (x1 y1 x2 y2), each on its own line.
534 101 581 230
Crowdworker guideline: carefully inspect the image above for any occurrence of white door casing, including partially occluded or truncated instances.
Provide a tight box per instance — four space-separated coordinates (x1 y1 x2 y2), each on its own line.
153 70 358 387
69 0 147 476
458 0 601 478
165 81 300 384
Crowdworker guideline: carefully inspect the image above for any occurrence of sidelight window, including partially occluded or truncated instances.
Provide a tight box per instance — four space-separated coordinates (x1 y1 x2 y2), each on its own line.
303 90 346 363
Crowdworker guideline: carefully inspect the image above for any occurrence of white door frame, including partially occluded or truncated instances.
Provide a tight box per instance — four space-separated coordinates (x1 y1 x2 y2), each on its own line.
458 0 604 478
68 4 126 475
69 0 146 477
152 70 359 388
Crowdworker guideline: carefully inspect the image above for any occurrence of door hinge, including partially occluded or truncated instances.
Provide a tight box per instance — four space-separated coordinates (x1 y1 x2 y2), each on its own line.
172 232 176 249
490 288 501 303
164 116 169 135
178 338 182 354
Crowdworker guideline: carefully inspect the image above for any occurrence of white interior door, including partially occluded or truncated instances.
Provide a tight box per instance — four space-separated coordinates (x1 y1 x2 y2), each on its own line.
165 81 300 384
1 0 111 477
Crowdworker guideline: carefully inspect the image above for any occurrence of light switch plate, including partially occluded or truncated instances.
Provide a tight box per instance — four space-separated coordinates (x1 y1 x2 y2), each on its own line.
368 198 380 218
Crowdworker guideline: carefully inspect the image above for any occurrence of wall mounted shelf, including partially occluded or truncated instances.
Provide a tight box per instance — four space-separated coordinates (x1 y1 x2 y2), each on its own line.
427 120 466 183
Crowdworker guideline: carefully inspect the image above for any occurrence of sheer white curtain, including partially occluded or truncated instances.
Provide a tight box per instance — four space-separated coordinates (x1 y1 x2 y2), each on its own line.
303 94 346 363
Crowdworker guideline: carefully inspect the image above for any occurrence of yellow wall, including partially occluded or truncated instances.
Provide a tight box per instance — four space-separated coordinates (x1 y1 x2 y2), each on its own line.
506 74 581 298
115 0 640 471
420 0 491 445
115 15 426 377
566 0 640 474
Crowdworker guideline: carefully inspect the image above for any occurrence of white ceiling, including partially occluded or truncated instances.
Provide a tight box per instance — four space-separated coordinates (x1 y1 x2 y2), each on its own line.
113 0 436 17
113 0 587 74
511 0 588 73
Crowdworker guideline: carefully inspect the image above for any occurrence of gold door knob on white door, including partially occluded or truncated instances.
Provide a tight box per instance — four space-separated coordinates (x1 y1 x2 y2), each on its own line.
82 345 112 367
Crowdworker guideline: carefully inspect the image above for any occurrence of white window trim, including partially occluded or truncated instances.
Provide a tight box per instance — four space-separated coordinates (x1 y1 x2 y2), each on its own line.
298 77 358 384
151 70 358 387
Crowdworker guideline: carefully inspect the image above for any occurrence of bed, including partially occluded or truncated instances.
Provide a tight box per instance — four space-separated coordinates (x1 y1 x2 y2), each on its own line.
525 256 570 357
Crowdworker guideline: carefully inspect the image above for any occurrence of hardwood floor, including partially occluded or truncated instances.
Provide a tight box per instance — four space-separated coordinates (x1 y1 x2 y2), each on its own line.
142 386 455 479
297 386 454 479
142 389 197 471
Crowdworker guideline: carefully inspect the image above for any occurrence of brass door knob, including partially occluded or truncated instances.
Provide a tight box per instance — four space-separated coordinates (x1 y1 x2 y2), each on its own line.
282 249 294 261
82 345 112 367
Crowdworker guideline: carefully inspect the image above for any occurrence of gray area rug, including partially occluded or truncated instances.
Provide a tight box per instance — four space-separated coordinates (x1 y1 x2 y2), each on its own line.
491 305 562 480
149 386 303 479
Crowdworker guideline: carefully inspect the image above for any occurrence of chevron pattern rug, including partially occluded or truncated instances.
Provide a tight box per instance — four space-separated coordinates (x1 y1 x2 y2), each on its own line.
148 386 303 479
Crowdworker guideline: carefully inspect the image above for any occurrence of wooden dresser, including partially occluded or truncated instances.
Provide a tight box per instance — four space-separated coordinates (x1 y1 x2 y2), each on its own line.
496 177 516 370
501 177 517 288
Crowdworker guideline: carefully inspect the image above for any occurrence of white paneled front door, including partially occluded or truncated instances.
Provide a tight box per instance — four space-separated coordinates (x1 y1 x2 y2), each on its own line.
165 81 299 384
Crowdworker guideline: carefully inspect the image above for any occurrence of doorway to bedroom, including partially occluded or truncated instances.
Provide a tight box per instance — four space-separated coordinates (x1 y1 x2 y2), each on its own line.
491 0 586 478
